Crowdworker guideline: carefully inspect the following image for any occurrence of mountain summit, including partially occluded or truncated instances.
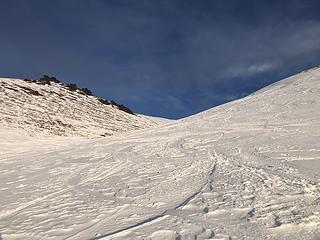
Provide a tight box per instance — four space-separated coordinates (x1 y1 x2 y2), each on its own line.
0 76 164 137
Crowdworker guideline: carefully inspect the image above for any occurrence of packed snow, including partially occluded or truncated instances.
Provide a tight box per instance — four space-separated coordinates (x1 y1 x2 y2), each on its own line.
0 67 320 239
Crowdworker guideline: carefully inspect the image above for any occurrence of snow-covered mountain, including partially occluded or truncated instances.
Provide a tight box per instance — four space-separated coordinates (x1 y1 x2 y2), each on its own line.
0 76 165 137
0 67 320 240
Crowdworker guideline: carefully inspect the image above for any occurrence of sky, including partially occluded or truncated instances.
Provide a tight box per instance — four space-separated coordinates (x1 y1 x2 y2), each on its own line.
1 0 320 119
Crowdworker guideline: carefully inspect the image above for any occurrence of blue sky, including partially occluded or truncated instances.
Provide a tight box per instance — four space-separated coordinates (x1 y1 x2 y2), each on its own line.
1 0 320 119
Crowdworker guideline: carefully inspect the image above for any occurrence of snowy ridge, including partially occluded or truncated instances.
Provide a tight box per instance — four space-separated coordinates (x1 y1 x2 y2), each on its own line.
0 67 320 239
0 78 166 137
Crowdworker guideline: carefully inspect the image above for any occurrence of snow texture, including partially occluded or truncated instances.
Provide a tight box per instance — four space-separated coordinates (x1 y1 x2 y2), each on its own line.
0 78 165 137
0 67 320 239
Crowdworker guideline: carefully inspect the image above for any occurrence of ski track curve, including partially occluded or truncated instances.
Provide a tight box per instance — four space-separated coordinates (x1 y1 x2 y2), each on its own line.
87 150 217 240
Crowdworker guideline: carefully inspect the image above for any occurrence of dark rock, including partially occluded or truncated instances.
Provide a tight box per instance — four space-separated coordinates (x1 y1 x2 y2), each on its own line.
38 75 60 85
100 133 112 137
118 104 135 115
66 83 78 91
98 98 110 105
110 100 117 106
109 99 135 115
81 88 93 96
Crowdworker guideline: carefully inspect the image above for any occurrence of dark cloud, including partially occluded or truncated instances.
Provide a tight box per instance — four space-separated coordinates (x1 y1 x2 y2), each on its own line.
0 0 320 119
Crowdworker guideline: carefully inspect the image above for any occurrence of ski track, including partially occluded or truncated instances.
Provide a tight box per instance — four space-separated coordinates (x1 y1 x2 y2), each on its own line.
0 135 217 240
1 68 320 239
80 150 216 240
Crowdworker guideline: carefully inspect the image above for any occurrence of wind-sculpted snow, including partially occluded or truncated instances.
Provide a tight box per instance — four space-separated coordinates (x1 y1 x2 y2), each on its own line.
0 67 320 239
0 78 164 137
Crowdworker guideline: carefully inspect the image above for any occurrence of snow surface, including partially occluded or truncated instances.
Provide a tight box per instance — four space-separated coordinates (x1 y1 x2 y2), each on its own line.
0 78 166 137
1 67 320 239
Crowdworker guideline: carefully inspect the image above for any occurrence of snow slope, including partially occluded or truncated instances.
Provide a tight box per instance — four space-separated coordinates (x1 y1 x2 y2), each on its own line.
0 67 320 239
0 78 164 137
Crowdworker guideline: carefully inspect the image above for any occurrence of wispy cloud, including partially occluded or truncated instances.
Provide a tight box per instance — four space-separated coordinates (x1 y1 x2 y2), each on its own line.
226 62 278 78
248 63 276 74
